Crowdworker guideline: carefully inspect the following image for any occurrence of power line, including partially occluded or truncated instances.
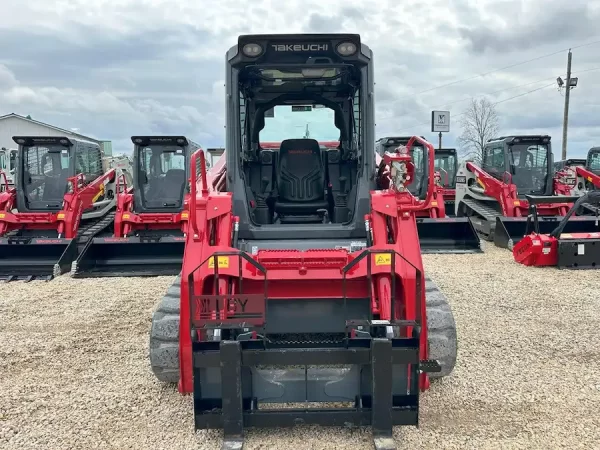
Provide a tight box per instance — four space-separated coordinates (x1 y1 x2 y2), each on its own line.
392 82 556 134
393 38 600 101
385 75 561 122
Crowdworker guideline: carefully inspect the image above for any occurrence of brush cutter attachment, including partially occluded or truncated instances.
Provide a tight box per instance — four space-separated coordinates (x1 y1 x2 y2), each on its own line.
494 195 600 249
417 217 481 253
513 193 600 268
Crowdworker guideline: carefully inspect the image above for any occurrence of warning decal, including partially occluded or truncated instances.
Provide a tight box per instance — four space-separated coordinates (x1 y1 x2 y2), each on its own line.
375 254 391 266
208 256 230 269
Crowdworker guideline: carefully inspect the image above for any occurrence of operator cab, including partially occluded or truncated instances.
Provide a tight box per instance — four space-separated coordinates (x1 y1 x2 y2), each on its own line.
482 135 553 197
12 136 103 212
226 34 375 238
434 148 458 189
376 136 427 198
554 158 586 172
587 147 600 176
131 136 199 213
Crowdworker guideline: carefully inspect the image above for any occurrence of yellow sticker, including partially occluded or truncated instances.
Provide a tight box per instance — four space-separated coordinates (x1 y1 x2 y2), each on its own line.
123 214 130 219
561 233 572 239
476 178 485 189
57 213 65 219
92 183 105 203
375 254 391 266
514 200 521 206
0 213 4 218
181 212 189 219
431 201 437 206
588 176 593 183
208 256 229 269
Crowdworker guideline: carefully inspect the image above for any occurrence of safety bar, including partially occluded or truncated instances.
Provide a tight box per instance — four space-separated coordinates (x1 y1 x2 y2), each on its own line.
116 173 129 194
402 136 436 211
342 248 423 327
0 171 8 192
189 148 209 238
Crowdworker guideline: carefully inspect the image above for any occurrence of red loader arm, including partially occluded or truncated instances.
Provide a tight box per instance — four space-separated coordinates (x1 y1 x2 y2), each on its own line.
576 166 600 188
464 161 521 216
59 169 117 238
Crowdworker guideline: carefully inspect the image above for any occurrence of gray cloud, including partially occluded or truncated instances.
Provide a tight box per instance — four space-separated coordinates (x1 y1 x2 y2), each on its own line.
0 0 598 159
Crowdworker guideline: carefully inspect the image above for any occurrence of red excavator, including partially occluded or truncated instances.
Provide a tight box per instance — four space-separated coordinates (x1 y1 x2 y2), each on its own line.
0 136 130 281
148 34 457 450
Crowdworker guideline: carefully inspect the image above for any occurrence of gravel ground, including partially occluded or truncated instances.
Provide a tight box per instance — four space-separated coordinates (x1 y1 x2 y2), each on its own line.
1 243 599 449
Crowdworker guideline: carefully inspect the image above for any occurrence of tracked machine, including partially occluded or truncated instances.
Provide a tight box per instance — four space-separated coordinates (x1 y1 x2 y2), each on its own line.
454 135 599 249
149 34 458 450
553 147 600 214
0 136 130 281
376 137 480 253
71 136 201 277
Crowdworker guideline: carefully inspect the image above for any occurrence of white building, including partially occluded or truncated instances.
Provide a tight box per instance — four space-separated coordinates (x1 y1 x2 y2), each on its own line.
0 113 111 155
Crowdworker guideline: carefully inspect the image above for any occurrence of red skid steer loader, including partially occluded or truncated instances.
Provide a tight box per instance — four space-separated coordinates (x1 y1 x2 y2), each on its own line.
454 135 599 249
71 136 202 277
376 137 480 253
148 34 457 450
0 136 130 281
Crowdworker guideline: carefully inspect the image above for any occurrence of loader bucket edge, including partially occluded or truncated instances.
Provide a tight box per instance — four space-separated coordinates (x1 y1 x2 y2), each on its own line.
0 237 74 281
71 234 186 278
417 217 482 254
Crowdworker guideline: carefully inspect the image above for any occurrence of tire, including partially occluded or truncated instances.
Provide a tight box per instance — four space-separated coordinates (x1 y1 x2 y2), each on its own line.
425 277 458 379
149 276 181 384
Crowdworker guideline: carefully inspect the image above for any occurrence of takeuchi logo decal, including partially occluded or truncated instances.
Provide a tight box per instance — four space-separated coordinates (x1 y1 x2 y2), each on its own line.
271 44 329 52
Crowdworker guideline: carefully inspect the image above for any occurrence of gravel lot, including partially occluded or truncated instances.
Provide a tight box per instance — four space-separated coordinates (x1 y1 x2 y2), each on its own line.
1 243 599 449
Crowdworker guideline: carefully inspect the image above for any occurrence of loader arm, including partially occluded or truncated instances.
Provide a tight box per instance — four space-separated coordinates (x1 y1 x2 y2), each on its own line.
465 161 519 216
576 166 600 189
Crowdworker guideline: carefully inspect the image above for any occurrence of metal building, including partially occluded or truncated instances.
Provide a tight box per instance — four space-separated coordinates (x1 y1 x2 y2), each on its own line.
0 113 108 150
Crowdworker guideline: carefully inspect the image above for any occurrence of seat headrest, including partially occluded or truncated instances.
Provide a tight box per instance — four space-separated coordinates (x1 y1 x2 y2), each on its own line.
279 139 322 157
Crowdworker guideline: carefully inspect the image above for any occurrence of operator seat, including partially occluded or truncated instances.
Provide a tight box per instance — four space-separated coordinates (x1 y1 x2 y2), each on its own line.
158 169 186 204
274 138 328 218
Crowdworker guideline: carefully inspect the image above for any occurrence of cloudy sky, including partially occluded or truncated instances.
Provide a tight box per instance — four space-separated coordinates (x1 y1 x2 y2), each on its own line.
1 0 599 158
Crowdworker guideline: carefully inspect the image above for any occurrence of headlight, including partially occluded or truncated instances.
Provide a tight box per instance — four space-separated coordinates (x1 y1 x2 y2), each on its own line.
242 43 263 57
336 42 357 56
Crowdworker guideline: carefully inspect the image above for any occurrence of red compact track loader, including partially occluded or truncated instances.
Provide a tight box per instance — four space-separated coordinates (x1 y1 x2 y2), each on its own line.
552 147 600 216
512 191 600 268
0 147 16 189
0 136 130 281
454 135 599 249
149 34 458 450
376 137 480 253
71 136 202 277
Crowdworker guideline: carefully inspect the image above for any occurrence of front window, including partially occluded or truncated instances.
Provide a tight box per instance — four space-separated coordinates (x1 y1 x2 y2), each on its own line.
508 144 549 194
138 145 187 209
435 153 457 188
22 145 72 209
260 105 340 142
589 151 600 171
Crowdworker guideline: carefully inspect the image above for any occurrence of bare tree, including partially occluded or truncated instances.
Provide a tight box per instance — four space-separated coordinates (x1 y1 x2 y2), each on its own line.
457 98 499 164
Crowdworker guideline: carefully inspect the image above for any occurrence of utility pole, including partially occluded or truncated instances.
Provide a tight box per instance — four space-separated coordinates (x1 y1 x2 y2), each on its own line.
561 49 572 160
438 132 442 150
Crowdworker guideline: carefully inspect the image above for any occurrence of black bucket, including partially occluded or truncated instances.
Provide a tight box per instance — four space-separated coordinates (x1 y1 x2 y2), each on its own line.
494 216 600 249
72 234 186 277
417 217 482 254
0 236 77 281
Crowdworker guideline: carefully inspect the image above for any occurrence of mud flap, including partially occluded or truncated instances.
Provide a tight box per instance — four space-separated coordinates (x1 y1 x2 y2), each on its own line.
0 236 76 281
71 235 186 277
417 217 482 254
494 216 600 249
